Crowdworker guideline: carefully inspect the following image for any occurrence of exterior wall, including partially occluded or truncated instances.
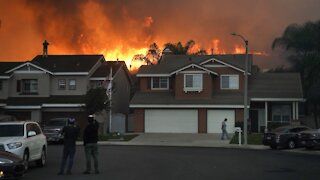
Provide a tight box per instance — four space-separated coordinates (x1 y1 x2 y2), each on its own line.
175 73 212 99
133 109 144 132
139 77 150 92
235 109 244 122
212 67 244 92
10 72 50 97
112 67 131 114
0 79 9 99
198 108 207 133
50 75 89 95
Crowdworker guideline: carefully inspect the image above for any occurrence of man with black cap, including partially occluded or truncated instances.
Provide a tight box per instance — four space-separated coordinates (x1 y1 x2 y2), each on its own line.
83 115 99 174
58 118 80 175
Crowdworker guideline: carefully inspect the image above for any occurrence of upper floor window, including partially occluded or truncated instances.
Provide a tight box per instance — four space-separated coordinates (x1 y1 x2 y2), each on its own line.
221 75 239 89
184 74 203 92
58 79 66 90
151 77 169 90
21 79 38 94
69 79 76 90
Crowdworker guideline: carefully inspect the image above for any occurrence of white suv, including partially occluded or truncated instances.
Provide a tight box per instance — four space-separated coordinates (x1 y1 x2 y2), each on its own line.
0 121 47 170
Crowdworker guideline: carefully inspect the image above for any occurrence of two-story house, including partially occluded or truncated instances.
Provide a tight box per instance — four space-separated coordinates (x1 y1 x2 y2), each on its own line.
130 54 304 133
0 55 132 131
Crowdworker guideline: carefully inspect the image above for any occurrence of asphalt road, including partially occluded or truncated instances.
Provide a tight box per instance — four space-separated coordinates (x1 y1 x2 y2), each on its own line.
23 145 320 180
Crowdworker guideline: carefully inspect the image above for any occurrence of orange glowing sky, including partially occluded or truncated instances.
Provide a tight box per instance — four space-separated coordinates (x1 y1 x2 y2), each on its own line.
1 0 320 70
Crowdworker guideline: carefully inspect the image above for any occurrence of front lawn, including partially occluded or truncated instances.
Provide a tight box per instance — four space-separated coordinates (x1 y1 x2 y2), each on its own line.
230 133 263 145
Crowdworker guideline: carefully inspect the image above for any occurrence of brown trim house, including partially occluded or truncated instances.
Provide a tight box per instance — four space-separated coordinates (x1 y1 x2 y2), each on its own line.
130 54 304 133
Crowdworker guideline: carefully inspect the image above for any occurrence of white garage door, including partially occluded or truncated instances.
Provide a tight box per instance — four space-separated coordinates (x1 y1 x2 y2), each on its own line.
145 109 198 133
207 110 235 133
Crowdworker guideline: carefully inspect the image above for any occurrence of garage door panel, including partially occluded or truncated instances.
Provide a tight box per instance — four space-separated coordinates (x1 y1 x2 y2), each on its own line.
145 110 198 133
207 110 235 133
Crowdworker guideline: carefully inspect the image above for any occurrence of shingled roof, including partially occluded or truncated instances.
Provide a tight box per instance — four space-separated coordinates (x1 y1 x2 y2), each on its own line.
0 62 24 76
249 73 303 100
31 55 104 73
138 54 253 75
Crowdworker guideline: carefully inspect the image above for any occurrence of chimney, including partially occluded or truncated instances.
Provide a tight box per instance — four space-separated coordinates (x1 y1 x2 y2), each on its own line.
211 48 214 55
43 40 49 57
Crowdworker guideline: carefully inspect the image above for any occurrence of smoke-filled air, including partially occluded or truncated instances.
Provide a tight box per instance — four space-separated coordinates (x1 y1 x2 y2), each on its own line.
1 0 320 70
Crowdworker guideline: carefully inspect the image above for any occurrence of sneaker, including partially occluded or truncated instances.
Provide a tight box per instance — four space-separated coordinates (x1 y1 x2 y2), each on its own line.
83 171 90 174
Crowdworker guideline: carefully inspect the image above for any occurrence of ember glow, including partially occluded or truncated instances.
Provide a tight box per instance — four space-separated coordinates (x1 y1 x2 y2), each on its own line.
0 0 319 70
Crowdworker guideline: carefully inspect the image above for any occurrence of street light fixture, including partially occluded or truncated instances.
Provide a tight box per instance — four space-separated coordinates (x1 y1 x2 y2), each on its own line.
231 32 249 145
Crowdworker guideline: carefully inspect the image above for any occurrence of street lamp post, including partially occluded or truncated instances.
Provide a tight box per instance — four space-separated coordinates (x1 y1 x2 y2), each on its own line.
231 32 248 145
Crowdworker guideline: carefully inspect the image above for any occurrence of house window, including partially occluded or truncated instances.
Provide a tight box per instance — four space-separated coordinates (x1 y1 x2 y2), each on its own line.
221 75 239 89
151 77 169 89
184 74 203 92
272 105 291 122
69 79 76 90
58 79 66 90
22 79 38 94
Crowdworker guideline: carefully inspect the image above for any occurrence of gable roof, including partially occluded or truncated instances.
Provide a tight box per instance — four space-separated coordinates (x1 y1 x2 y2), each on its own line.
249 73 304 101
5 62 53 74
137 54 253 76
31 55 104 73
0 62 24 77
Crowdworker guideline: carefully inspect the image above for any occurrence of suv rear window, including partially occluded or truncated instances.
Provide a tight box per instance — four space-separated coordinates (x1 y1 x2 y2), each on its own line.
0 125 24 137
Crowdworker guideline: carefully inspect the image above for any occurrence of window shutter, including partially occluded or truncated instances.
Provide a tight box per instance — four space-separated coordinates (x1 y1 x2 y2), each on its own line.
16 80 21 92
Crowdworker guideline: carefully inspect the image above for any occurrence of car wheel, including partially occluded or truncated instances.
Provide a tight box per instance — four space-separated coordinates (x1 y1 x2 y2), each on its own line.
287 140 296 149
36 147 46 167
270 145 277 149
23 150 29 171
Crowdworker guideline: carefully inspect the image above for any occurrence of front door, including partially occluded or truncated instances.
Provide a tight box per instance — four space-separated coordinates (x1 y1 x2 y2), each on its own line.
249 110 259 133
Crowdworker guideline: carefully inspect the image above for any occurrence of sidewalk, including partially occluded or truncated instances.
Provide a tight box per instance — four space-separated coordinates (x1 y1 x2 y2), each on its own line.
77 133 268 150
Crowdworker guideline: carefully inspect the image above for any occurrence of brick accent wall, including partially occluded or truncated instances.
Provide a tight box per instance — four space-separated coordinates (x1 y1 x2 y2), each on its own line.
175 73 212 99
133 108 144 132
235 109 244 122
198 108 207 133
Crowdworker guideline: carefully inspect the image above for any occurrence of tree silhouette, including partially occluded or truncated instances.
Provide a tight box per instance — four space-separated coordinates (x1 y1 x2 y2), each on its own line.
272 20 320 127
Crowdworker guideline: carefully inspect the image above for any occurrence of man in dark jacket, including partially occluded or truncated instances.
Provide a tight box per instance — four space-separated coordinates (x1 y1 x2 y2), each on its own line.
83 115 99 174
58 118 80 175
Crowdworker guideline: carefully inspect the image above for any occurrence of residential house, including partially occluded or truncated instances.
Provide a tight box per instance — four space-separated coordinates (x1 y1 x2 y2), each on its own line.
0 55 132 132
130 53 304 133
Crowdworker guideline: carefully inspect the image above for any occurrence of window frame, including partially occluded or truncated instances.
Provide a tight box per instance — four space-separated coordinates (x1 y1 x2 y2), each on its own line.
272 104 291 123
68 79 76 90
220 74 239 90
151 77 169 90
21 79 38 94
58 79 66 90
183 74 203 92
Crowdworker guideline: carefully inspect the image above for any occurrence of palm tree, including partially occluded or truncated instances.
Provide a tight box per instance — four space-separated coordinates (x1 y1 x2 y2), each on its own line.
164 40 207 55
272 20 320 127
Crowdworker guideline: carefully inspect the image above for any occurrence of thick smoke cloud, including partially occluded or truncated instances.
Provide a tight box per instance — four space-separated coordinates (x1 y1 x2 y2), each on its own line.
0 0 320 69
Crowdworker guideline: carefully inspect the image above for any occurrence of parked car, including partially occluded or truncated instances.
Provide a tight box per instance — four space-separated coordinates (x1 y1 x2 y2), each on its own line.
0 151 25 179
262 125 311 149
300 128 320 149
0 121 47 170
43 118 69 143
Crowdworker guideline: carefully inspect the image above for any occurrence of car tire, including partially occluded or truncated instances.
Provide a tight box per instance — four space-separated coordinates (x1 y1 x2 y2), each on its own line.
23 150 29 171
287 140 296 149
36 147 46 167
270 145 277 149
